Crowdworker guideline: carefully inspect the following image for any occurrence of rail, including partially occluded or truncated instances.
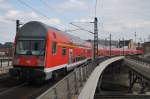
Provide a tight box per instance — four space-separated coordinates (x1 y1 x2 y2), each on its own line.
124 58 150 81
37 57 106 99
130 56 150 64
126 58 150 69
94 94 150 99
124 58 150 93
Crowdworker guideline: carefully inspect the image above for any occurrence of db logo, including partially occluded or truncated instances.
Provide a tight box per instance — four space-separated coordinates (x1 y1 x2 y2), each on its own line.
26 60 31 64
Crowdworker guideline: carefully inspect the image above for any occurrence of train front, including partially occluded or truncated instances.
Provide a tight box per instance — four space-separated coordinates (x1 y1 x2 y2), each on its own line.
9 21 47 82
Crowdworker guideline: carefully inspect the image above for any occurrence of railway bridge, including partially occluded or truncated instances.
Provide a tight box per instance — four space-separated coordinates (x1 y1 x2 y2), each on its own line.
0 56 150 99
79 56 150 99
37 56 150 99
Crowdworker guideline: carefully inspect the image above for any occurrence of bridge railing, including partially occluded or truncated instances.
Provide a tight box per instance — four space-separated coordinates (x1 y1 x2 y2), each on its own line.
37 58 104 99
124 58 150 93
0 57 12 67
78 56 124 99
0 57 12 74
126 58 150 68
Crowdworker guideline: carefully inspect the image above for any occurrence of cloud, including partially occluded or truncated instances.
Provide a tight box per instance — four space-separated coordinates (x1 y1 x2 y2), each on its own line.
56 0 89 13
0 0 4 3
94 0 150 41
0 1 64 43
41 18 61 25
73 17 94 23
0 0 12 12
0 0 150 43
5 9 62 25
1 9 63 27
5 10 19 18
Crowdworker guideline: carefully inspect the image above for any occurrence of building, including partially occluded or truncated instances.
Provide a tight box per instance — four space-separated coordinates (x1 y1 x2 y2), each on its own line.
119 39 137 50
87 39 137 49
142 42 150 54
87 39 119 48
0 42 13 57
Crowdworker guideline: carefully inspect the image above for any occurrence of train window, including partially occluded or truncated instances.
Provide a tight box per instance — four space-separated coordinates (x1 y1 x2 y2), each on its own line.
52 42 57 54
16 40 45 55
62 47 66 56
31 41 40 51
34 42 38 50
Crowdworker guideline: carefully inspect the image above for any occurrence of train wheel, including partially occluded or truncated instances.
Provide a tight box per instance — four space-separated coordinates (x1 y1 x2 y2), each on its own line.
61 68 67 76
52 72 59 81
52 68 67 81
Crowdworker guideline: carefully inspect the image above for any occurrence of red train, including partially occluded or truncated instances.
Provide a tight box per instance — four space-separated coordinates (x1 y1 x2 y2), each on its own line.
9 21 144 82
98 48 143 56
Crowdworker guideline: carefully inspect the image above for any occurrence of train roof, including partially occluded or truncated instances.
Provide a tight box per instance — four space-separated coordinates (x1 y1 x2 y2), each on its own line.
18 21 91 48
18 21 55 38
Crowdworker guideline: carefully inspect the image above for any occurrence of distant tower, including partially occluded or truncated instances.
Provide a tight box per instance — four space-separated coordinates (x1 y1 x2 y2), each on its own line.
134 31 136 43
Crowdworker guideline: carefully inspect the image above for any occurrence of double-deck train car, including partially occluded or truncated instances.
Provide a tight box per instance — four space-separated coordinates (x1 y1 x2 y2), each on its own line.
98 48 144 56
9 21 92 82
9 21 144 82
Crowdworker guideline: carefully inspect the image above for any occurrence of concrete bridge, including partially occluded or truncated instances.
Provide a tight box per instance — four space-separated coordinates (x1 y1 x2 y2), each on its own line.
37 56 126 99
78 56 124 99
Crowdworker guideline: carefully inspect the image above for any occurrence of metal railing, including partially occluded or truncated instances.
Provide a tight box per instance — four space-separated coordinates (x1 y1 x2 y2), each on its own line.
0 57 12 74
95 94 150 99
124 58 150 93
37 58 103 99
78 56 125 99
126 58 150 69
0 57 12 67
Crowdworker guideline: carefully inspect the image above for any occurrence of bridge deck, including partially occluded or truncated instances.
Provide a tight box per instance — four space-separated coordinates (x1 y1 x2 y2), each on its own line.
95 94 150 99
78 56 124 99
124 59 150 81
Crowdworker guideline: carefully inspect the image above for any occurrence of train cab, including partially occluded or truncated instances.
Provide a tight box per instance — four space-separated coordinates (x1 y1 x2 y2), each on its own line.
10 21 48 82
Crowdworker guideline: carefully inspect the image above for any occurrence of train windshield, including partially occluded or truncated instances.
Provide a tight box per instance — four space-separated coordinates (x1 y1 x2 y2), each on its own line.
16 40 45 55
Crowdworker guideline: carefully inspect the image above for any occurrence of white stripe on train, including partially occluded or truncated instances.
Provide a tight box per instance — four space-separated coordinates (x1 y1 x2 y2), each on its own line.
44 59 88 73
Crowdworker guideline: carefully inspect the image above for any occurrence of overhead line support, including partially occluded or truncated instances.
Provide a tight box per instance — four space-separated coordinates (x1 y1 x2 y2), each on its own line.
93 17 98 59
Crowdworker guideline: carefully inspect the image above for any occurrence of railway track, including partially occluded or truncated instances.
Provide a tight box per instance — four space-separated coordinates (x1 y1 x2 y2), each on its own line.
0 74 24 93
0 72 70 99
94 94 150 99
130 56 150 64
0 58 103 99
0 82 53 99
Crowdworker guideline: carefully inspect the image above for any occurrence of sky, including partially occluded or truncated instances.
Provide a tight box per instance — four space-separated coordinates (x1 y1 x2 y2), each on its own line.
0 0 150 43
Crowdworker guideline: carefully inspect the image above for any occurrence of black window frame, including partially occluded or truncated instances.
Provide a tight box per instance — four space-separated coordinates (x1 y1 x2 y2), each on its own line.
52 42 57 54
62 47 66 56
15 39 46 56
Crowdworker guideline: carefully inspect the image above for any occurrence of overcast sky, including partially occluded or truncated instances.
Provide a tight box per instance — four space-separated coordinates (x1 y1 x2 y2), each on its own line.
0 0 150 43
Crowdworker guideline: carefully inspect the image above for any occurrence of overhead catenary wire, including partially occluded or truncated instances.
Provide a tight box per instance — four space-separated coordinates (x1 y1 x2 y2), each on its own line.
39 0 68 28
69 0 100 38
39 0 55 15
17 0 50 19
39 0 71 24
6 0 38 21
70 22 94 34
39 0 58 15
17 0 67 30
64 28 82 32
0 8 27 22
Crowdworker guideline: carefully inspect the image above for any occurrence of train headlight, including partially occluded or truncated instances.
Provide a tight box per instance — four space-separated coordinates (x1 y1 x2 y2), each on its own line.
37 56 45 66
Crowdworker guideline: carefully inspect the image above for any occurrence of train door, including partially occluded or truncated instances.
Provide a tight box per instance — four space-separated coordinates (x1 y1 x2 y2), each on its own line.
69 49 73 64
